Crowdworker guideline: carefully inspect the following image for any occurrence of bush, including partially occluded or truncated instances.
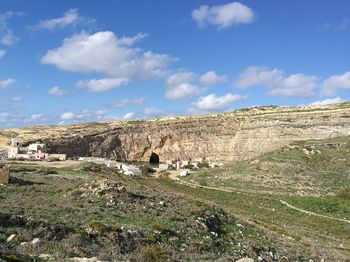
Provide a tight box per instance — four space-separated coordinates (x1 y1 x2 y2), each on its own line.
198 161 209 168
138 245 166 262
336 188 350 200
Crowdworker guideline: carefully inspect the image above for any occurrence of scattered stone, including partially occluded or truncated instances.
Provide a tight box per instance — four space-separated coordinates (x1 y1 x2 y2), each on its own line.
31 238 41 246
250 160 259 165
69 258 106 262
236 258 255 262
6 234 16 242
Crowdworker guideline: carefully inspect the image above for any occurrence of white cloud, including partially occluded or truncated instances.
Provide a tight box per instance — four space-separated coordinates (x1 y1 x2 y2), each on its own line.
31 9 96 31
192 2 255 29
111 97 145 108
234 66 318 98
30 114 45 121
321 72 350 96
41 31 175 79
60 109 107 121
144 107 165 117
76 77 128 92
123 112 135 120
35 9 80 30
0 49 5 58
165 71 201 100
309 97 345 106
11 96 23 102
200 71 227 86
48 86 67 96
0 112 9 123
0 78 15 88
190 93 246 114
0 12 22 45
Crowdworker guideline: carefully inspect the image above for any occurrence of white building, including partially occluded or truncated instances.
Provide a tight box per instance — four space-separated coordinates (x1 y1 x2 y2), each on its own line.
180 170 190 177
7 138 66 161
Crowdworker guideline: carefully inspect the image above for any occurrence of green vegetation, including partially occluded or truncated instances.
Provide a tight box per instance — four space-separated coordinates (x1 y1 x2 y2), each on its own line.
1 135 350 261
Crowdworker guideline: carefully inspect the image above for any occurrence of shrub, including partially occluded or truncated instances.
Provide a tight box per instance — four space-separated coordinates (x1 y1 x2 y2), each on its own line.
138 245 166 262
336 188 350 200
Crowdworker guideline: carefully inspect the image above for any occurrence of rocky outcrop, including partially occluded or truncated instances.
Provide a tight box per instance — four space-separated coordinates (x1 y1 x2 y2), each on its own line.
1 103 350 163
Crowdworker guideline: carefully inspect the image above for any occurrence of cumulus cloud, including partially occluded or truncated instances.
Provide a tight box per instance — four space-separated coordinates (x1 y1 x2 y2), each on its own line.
234 66 318 98
321 72 350 96
189 93 246 114
192 2 255 29
0 78 15 88
41 31 175 80
165 71 201 100
48 86 67 96
0 11 22 45
0 49 5 58
76 77 128 92
111 97 145 108
123 112 135 120
144 107 165 117
309 97 345 106
200 71 227 86
60 109 107 121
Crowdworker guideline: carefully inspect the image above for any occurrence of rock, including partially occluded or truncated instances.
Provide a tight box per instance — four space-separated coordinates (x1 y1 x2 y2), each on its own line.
236 258 255 262
3 104 350 163
31 238 41 246
69 257 106 262
6 234 16 242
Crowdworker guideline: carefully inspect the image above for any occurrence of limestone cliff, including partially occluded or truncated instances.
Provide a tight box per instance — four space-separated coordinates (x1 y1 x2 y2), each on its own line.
1 103 350 163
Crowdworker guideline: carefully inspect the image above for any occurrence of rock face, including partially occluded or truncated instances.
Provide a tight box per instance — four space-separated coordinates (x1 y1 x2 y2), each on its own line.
1 104 350 163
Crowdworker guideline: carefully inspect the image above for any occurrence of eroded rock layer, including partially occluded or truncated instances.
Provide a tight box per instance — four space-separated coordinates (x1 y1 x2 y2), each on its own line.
1 104 350 162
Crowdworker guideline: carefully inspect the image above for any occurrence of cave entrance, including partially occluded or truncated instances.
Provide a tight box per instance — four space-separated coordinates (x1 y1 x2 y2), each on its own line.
149 152 160 164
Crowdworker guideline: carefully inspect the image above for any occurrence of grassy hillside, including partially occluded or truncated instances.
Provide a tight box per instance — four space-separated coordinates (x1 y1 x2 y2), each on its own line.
0 162 304 261
151 136 350 260
1 135 350 261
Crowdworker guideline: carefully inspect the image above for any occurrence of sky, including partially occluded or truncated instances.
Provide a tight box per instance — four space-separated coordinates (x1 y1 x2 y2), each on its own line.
0 0 349 128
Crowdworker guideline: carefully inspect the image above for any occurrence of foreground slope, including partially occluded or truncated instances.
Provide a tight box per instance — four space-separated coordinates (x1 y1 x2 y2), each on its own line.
1 103 350 163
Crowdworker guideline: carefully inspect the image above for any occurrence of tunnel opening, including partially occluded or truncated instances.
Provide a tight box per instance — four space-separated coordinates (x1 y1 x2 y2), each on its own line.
149 152 160 164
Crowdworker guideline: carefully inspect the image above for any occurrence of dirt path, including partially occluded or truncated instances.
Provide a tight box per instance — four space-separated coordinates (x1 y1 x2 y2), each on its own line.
279 200 350 224
167 171 350 224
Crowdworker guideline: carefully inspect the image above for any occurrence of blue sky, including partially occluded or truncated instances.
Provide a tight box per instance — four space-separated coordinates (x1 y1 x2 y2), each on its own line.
0 0 349 128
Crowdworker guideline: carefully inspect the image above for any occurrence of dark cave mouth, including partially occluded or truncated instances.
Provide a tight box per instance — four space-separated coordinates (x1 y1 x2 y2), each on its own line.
149 152 159 164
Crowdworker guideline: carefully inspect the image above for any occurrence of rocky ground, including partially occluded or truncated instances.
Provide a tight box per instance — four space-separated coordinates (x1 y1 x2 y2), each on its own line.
0 162 312 262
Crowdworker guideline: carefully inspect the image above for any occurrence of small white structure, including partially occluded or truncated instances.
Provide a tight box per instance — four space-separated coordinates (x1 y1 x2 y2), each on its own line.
11 138 22 147
180 170 190 177
192 162 199 168
7 138 66 161
120 163 142 176
209 162 224 168
78 157 142 176
181 161 189 168
159 163 170 170
176 161 181 170
28 143 45 153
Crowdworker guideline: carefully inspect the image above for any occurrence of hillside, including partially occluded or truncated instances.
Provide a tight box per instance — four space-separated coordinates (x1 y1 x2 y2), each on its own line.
1 103 350 163
1 135 349 261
